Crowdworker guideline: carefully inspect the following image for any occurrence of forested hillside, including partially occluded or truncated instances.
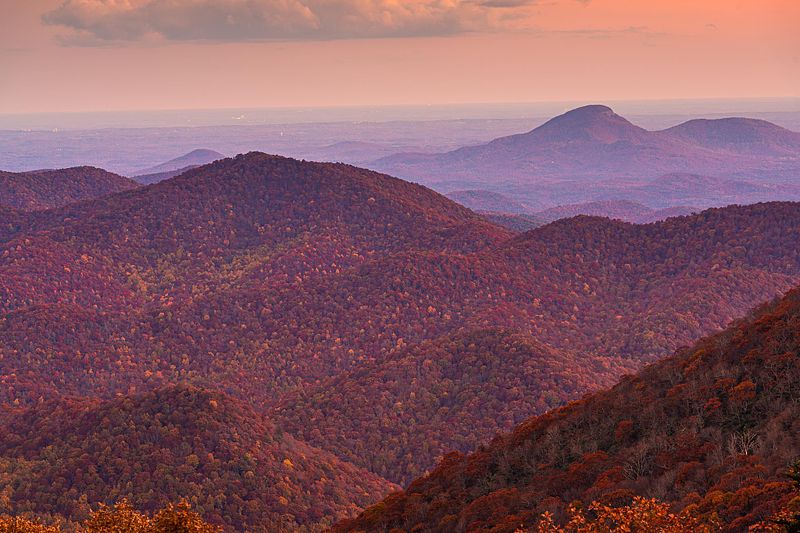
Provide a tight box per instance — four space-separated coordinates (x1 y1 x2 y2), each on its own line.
337 285 800 532
0 385 396 532
1 154 799 529
0 167 139 211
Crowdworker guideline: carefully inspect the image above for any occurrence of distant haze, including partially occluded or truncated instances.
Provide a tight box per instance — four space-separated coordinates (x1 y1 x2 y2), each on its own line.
2 98 800 131
1 1 798 115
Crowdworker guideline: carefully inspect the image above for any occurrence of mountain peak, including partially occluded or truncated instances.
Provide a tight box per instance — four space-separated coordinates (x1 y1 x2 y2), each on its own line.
562 104 616 117
527 104 647 144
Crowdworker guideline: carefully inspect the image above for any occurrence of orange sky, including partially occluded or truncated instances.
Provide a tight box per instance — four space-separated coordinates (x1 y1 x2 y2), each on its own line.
1 0 798 114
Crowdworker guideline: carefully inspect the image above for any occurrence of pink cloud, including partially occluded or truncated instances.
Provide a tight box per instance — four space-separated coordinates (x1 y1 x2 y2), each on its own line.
43 0 536 44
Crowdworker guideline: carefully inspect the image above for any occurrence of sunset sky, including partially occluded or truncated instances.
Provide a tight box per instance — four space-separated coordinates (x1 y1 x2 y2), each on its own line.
1 0 798 114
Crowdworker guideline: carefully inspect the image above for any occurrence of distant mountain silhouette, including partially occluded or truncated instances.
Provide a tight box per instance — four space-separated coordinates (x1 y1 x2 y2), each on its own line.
134 164 198 185
514 104 651 144
372 105 800 208
133 149 225 180
446 189 534 213
477 211 546 231
536 200 697 224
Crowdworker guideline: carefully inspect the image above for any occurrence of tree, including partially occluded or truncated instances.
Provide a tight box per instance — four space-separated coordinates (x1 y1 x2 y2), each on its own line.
532 497 718 532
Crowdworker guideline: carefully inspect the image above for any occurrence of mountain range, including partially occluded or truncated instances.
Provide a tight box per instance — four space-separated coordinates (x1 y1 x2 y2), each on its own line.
373 105 800 211
0 151 799 530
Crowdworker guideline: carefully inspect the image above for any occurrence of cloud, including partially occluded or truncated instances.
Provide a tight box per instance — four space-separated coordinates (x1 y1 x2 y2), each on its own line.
42 0 536 44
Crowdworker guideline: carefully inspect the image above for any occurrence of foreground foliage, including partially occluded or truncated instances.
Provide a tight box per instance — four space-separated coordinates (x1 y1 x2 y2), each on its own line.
0 501 217 532
533 497 719 533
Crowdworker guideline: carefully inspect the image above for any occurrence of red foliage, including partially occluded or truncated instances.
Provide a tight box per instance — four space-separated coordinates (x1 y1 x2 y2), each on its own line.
0 167 138 211
0 385 397 532
335 286 800 532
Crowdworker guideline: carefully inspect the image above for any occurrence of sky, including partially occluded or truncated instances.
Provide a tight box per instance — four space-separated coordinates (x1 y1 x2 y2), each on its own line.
1 0 799 114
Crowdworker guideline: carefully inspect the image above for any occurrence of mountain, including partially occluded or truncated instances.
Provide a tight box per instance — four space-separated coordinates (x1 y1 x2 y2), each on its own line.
0 167 139 211
0 153 509 407
298 141 431 166
634 172 800 208
516 104 651 144
335 284 800 532
371 105 800 208
372 105 718 186
0 385 397 532
133 149 225 179
663 117 800 155
635 205 699 223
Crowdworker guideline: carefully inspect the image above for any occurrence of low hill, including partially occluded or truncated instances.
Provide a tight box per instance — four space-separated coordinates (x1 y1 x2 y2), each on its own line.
0 385 397 532
0 167 139 211
534 200 696 224
336 285 800 532
663 117 800 155
273 328 638 485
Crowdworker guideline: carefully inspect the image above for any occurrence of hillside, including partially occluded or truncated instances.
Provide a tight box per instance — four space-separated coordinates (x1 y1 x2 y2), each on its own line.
0 153 510 406
0 385 397 532
336 285 800 532
273 329 638 485
269 204 800 485
0 167 139 211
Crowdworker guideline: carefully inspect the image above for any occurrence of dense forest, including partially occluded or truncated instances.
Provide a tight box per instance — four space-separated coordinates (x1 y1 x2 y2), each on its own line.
0 385 396 531
0 168 139 211
336 285 800 532
1 153 799 529
273 328 639 484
